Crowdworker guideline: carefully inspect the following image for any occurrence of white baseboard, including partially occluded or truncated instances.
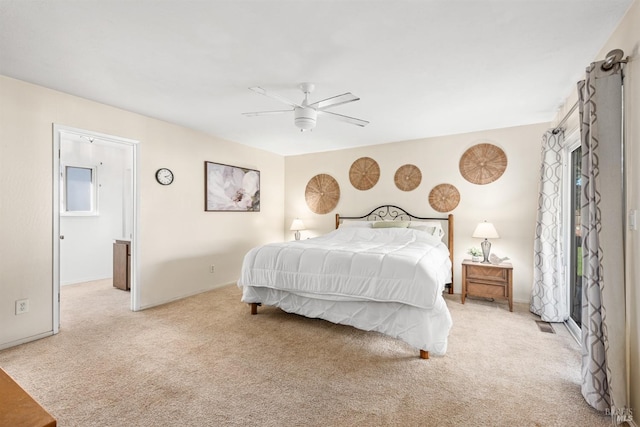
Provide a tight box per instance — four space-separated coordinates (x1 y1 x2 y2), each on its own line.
137 281 236 311
0 331 54 351
61 275 111 286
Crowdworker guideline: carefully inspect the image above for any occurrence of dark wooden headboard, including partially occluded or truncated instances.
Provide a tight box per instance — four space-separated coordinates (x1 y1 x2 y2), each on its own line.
335 205 454 294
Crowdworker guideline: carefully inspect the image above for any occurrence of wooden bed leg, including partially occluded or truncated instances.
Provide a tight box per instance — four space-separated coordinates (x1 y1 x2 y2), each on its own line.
250 303 259 315
419 350 429 360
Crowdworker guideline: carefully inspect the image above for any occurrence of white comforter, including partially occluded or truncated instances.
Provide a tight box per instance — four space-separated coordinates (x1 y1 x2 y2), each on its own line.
238 227 452 309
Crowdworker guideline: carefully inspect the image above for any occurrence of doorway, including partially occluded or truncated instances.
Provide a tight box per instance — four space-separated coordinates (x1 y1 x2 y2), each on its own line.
52 125 140 333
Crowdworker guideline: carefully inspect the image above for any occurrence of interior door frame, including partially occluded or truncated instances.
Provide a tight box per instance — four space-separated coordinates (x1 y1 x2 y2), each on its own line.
52 124 140 333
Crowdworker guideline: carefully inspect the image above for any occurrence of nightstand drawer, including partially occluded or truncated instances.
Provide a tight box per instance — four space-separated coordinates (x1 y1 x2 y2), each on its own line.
466 265 508 282
467 280 508 298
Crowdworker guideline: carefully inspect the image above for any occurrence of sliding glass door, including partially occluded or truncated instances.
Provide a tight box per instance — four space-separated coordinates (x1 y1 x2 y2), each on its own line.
569 146 582 328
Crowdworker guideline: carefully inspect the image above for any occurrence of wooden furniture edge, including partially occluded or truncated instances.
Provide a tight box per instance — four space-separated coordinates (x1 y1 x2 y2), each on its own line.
461 260 467 304
507 268 513 312
420 350 430 359
0 368 56 427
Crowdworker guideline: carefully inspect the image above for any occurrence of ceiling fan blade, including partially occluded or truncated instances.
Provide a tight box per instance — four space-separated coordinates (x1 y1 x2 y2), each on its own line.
242 109 292 117
308 92 359 110
318 110 369 127
249 86 301 108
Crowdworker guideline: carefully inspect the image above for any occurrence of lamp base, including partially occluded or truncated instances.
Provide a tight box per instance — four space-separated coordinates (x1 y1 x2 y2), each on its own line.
294 230 301 240
481 239 491 263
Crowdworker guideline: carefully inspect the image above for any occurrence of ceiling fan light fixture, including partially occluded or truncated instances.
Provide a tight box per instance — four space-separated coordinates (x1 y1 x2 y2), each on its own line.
294 106 317 130
244 83 367 130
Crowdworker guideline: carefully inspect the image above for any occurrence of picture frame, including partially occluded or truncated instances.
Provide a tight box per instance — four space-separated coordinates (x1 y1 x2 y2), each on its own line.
204 161 260 212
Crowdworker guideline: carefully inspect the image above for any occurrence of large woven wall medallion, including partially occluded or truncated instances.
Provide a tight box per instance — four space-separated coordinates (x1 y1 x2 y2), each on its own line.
305 174 340 214
428 183 460 212
459 143 507 185
349 157 380 191
394 164 422 191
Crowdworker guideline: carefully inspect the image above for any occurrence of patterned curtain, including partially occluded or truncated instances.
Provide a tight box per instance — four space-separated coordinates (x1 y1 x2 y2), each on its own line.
578 60 628 422
530 130 567 322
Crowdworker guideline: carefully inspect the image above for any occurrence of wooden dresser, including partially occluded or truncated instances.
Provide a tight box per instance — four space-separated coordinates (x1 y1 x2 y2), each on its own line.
461 259 513 311
113 239 131 290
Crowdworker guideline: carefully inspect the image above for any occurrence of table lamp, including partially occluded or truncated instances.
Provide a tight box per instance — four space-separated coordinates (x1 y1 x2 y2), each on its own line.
472 221 499 263
290 218 305 240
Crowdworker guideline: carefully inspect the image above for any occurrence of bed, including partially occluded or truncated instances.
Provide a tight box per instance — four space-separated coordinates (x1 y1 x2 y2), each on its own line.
237 205 454 359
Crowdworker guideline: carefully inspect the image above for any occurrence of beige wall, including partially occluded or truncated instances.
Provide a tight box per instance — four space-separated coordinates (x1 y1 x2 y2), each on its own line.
552 0 640 415
0 76 285 348
285 122 549 303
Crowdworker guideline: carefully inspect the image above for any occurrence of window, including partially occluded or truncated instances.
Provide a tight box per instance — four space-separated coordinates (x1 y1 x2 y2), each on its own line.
61 165 98 215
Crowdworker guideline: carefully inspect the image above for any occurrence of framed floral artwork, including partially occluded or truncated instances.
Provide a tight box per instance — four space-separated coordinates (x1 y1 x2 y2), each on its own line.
204 161 260 212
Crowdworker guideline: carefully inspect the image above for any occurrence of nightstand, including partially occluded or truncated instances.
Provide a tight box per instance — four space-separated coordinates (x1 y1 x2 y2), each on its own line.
461 259 513 311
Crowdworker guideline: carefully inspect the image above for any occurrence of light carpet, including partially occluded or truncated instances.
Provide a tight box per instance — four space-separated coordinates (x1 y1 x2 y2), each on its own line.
0 280 608 426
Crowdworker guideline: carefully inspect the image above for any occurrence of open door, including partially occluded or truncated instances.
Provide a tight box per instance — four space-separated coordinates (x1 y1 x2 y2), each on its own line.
52 125 140 333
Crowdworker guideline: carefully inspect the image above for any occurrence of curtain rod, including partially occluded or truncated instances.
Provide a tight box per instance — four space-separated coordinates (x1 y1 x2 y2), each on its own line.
551 48 627 135
552 101 578 134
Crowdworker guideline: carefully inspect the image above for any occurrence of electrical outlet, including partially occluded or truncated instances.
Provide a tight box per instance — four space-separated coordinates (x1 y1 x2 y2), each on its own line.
15 299 29 315
209 265 215 273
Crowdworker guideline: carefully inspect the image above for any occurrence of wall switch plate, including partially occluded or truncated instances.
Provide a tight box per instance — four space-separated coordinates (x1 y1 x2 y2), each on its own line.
209 265 215 273
15 299 29 315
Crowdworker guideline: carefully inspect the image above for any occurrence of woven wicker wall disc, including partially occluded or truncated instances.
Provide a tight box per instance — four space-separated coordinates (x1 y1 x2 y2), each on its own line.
459 143 507 185
349 157 380 191
394 164 422 191
428 183 460 212
305 174 340 214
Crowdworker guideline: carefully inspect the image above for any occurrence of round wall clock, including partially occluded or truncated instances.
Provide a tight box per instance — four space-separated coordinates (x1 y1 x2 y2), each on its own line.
428 183 460 212
155 168 174 185
459 143 507 185
305 174 340 214
394 164 422 191
349 157 380 190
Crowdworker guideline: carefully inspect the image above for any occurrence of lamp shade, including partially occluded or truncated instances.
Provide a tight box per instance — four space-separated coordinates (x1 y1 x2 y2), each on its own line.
472 221 499 239
290 219 305 231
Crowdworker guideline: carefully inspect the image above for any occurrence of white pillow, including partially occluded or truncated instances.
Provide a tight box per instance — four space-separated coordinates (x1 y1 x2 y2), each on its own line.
408 221 445 238
407 224 437 235
372 220 410 228
339 220 372 229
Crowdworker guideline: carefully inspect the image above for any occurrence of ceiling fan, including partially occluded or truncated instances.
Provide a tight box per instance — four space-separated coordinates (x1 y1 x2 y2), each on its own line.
242 83 369 132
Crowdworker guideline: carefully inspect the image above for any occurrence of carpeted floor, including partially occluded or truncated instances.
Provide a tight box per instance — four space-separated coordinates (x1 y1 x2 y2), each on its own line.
0 280 608 426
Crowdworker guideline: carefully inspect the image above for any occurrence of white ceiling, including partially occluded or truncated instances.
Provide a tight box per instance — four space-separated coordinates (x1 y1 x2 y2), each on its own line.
0 0 633 156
